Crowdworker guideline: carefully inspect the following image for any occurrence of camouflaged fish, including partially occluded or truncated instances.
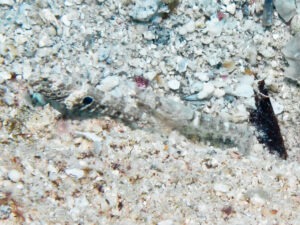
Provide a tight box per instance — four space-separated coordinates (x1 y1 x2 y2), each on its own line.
27 74 254 154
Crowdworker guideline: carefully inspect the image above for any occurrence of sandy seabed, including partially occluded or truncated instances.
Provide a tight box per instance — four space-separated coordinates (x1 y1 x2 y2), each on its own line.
0 0 300 224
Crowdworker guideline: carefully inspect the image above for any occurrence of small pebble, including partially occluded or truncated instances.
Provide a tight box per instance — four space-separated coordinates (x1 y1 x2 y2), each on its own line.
214 183 230 193
246 189 269 206
0 0 14 6
61 15 71 26
96 76 120 92
243 42 257 65
65 168 85 179
223 0 230 5
143 31 156 40
144 71 157 81
98 46 111 62
168 79 180 90
0 71 12 84
176 58 188 73
22 62 32 79
291 14 300 34
129 0 159 22
178 20 196 35
197 83 215 100
259 46 276 58
190 82 203 93
250 194 266 206
205 18 224 37
231 83 254 98
255 0 264 14
157 220 174 225
213 88 225 98
194 72 210 82
8 170 22 182
270 98 284 115
226 4 236 15
0 205 11 220
38 32 53 48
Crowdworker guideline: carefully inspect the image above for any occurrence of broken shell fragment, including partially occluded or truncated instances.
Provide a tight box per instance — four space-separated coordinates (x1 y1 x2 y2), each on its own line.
197 83 215 100
291 14 300 34
274 0 296 23
282 34 300 83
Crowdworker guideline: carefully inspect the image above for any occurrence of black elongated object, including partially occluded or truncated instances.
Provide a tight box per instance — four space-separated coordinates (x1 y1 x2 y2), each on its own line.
250 80 287 159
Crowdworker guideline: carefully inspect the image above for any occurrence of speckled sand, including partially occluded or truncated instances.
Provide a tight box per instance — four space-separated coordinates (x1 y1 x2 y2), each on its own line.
0 0 300 224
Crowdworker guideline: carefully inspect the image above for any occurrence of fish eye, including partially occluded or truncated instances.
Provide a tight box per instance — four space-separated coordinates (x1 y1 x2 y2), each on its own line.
82 96 93 105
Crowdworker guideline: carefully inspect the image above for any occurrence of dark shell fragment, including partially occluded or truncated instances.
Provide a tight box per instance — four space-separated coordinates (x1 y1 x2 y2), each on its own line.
250 80 287 159
262 0 273 27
